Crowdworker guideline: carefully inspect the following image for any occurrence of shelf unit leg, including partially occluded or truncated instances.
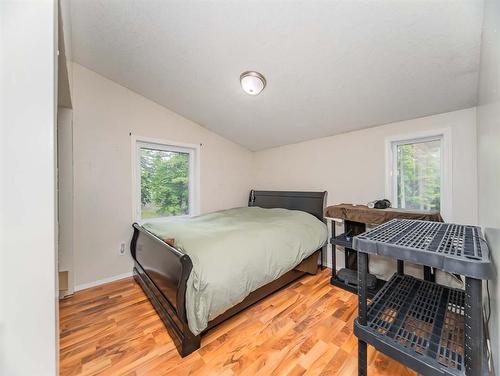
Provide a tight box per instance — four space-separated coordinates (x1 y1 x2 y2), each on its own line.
358 340 367 376
423 265 434 282
397 260 404 275
331 220 337 279
464 277 482 375
358 252 368 323
358 252 368 375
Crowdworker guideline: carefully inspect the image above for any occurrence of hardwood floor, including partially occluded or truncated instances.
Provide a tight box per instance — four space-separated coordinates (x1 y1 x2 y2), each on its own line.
59 268 416 376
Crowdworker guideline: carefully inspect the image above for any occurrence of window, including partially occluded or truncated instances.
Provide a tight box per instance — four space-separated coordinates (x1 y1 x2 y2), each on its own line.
133 138 199 221
387 131 451 218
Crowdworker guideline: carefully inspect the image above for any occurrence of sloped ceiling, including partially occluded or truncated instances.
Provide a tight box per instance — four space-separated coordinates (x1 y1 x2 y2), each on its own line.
70 0 483 150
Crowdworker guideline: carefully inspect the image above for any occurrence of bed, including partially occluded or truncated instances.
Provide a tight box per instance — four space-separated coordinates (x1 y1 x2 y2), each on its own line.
130 190 328 357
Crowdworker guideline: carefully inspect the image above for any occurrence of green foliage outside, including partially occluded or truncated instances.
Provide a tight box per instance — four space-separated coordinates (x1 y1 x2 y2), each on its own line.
396 140 441 212
140 148 189 218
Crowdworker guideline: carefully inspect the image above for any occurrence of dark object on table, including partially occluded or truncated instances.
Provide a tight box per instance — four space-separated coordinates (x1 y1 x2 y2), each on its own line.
131 190 328 357
367 199 391 209
354 219 492 376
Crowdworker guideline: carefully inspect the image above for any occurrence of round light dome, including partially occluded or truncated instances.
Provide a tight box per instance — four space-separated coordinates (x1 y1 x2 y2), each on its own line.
240 71 266 95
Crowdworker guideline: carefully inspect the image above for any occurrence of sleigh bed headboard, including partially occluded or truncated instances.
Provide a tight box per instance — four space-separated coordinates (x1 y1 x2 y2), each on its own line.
248 190 327 221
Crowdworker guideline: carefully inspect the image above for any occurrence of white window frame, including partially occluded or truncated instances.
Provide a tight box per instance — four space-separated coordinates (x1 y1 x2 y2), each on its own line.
131 135 200 222
385 128 452 221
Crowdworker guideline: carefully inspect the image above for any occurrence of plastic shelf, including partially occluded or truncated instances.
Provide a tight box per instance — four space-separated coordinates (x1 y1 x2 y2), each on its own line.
353 219 492 279
331 233 353 248
354 274 466 376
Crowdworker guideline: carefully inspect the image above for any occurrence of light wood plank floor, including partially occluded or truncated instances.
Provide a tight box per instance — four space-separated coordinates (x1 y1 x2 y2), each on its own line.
59 268 416 376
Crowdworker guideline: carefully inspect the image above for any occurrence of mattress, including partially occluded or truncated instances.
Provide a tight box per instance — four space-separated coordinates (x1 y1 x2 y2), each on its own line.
142 206 328 335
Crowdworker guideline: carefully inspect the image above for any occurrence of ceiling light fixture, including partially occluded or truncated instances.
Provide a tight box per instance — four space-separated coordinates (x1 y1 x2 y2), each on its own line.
240 71 266 96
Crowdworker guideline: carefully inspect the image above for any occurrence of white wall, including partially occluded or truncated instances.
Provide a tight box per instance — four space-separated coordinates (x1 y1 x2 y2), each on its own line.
254 108 478 269
476 0 500 371
0 1 58 375
58 107 74 296
72 63 254 288
59 0 73 97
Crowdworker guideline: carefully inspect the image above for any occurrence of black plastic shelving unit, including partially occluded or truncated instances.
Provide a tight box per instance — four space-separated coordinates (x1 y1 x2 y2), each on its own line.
330 220 385 297
353 219 493 376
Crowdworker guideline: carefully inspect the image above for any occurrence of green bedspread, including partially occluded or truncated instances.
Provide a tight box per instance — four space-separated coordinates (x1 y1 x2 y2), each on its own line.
142 206 328 335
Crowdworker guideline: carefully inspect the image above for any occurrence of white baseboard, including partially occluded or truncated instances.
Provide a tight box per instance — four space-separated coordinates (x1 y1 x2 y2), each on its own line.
75 271 133 292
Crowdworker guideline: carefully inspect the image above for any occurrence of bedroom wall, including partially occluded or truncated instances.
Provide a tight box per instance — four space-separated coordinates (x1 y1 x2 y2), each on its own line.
254 108 478 266
476 0 500 371
72 63 254 288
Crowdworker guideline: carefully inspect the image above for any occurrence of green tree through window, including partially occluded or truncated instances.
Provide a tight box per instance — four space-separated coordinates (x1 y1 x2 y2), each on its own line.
395 139 441 212
140 147 190 218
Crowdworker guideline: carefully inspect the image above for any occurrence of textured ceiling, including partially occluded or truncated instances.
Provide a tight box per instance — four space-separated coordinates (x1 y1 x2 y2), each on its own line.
70 0 483 151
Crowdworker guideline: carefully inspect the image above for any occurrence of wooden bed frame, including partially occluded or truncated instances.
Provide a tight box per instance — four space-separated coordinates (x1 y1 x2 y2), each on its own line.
130 190 327 357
